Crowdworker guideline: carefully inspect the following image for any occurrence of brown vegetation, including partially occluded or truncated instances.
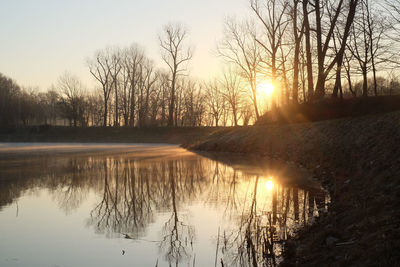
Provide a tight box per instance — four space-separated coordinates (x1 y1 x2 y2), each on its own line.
256 95 400 124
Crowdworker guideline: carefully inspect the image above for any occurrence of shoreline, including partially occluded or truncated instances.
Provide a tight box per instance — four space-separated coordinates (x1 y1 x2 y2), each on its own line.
0 143 191 163
1 111 399 265
0 126 218 145
185 111 400 266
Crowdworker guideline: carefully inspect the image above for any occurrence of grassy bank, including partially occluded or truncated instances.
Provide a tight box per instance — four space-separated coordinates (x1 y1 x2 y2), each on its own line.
185 111 400 266
0 126 218 144
257 95 400 124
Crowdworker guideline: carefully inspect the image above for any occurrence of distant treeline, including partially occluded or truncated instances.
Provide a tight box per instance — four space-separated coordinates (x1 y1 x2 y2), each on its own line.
1 0 400 128
0 73 101 127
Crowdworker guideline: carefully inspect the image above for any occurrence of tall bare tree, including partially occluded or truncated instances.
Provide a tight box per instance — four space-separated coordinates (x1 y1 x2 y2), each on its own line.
109 48 122 126
313 0 359 99
204 79 225 127
221 68 244 126
348 0 373 97
302 0 315 101
137 59 157 127
384 0 400 40
250 0 289 107
218 18 262 119
289 0 305 103
365 0 389 96
88 49 114 126
159 23 193 126
57 72 86 127
332 0 360 98
124 44 145 127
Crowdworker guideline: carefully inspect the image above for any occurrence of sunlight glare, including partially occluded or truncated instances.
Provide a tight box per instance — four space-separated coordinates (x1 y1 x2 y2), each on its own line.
258 83 274 96
266 179 274 191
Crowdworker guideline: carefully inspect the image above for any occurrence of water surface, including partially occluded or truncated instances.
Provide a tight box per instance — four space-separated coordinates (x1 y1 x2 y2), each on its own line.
0 143 328 267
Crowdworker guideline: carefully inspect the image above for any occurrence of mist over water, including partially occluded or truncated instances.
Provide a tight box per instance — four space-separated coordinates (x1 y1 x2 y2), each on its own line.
0 144 328 267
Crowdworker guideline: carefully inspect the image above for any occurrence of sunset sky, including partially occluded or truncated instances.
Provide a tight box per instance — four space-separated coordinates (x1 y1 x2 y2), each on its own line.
0 0 251 90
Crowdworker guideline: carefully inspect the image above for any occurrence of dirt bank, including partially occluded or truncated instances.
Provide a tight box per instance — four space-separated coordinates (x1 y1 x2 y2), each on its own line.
0 126 217 144
185 111 400 266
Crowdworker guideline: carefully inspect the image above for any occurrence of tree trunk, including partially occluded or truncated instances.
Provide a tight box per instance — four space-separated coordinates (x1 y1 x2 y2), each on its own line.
303 0 314 101
314 72 326 99
168 73 176 126
114 80 119 126
233 107 238 126
332 60 343 99
292 44 300 103
292 0 302 103
362 65 368 97
251 81 259 119
103 94 108 127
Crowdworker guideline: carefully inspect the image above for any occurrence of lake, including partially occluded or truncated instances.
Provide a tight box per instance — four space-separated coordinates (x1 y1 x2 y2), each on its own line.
0 143 328 267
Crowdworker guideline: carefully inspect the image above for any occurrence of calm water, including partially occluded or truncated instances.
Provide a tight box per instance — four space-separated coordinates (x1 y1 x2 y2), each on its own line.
0 144 328 267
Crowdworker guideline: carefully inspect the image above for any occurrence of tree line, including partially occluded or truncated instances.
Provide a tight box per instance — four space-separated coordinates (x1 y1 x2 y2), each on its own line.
219 0 400 119
1 0 400 128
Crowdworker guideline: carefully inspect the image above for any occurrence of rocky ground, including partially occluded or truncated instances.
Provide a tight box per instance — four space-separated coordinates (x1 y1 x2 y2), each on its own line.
185 111 400 266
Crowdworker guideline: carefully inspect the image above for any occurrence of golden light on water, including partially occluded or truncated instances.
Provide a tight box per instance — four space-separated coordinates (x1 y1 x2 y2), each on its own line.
258 83 274 96
265 179 274 191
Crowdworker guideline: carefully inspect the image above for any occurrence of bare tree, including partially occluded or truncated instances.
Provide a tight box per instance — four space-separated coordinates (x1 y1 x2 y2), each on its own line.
289 0 305 103
240 100 254 126
88 49 114 126
159 23 193 126
86 91 104 126
331 0 360 98
313 0 359 99
250 0 289 107
365 0 390 96
57 72 86 127
0 73 23 127
181 79 205 127
302 0 315 101
204 79 225 127
123 44 145 127
218 18 262 119
384 0 400 39
41 89 60 125
221 69 245 126
348 0 374 97
158 72 171 126
137 59 158 127
109 48 122 126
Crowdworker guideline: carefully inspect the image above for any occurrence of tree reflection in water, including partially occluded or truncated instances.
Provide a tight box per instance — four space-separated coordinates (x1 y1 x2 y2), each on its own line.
217 175 327 267
159 161 195 264
0 152 328 266
88 158 156 238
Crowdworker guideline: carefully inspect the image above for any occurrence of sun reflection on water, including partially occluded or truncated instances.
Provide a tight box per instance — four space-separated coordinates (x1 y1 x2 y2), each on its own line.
0 147 329 267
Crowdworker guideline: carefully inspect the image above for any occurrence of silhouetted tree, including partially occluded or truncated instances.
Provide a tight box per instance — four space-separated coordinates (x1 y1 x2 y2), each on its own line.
159 23 193 126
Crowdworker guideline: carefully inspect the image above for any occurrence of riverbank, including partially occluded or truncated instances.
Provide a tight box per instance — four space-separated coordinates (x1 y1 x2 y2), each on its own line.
185 111 400 266
0 126 218 144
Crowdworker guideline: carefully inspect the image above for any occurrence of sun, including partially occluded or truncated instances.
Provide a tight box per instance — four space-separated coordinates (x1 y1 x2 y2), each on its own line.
265 179 274 191
258 83 274 96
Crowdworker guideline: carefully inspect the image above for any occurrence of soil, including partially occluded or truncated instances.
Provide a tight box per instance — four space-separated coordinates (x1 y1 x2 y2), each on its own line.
0 126 217 144
185 111 400 266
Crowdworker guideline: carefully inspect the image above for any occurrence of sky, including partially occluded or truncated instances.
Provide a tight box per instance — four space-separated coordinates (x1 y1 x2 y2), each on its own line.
0 0 252 90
